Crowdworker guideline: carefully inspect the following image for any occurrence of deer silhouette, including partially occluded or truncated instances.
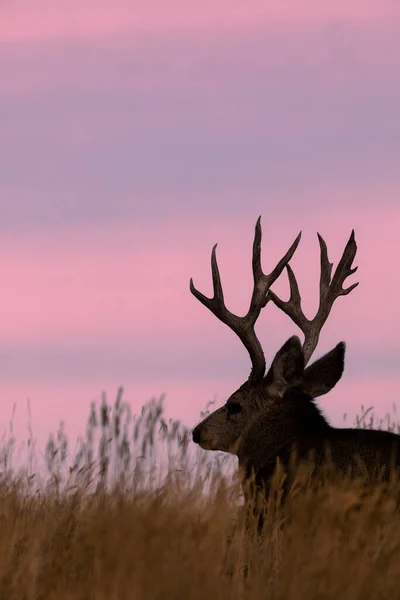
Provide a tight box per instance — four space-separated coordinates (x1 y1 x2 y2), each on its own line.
191 218 400 523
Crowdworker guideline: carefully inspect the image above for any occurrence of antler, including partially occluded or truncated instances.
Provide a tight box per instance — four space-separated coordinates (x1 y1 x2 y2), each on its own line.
267 230 358 365
190 217 301 384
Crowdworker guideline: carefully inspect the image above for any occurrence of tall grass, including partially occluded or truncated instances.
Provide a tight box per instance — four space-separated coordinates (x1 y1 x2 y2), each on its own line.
0 389 399 599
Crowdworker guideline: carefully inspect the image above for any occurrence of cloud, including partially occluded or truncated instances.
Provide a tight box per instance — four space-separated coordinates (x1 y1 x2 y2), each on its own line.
1 12 399 231
2 1 399 44
0 205 398 387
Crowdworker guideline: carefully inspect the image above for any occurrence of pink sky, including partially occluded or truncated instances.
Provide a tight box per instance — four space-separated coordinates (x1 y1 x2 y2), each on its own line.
3 1 399 43
1 1 399 452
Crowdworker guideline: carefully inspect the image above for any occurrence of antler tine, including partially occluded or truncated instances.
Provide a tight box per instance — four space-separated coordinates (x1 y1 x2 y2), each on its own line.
190 217 302 384
268 230 358 365
320 229 359 300
248 217 302 324
189 244 225 313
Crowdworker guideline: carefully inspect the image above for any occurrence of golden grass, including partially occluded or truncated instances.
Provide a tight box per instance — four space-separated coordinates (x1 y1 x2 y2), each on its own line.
0 391 399 599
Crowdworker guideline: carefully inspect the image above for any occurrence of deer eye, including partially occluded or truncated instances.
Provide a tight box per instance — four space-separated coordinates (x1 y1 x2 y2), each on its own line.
227 403 242 416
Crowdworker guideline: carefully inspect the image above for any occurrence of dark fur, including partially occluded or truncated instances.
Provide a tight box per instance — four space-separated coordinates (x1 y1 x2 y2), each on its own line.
193 336 400 531
243 388 400 486
239 339 400 530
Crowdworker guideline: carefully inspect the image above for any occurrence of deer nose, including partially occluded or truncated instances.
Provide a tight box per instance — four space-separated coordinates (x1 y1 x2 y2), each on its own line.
192 427 201 444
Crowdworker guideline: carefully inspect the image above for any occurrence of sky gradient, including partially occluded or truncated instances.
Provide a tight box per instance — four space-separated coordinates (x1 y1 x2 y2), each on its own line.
1 1 400 447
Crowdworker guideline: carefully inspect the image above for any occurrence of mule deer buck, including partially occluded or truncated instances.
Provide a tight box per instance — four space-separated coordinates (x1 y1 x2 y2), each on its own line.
191 218 400 523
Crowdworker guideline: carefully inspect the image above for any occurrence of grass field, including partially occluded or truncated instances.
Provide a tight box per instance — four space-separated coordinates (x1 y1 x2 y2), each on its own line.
0 391 399 599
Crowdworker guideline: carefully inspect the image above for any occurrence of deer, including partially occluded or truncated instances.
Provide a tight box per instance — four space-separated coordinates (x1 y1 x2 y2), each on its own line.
190 218 400 527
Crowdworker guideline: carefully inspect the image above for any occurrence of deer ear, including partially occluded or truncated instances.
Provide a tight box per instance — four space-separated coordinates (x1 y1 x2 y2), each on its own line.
303 342 345 398
264 336 305 395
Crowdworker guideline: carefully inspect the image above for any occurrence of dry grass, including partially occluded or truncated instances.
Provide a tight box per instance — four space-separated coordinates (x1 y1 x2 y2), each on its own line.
0 391 400 599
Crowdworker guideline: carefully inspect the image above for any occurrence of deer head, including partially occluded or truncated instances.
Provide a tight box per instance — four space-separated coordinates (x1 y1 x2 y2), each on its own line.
191 218 358 455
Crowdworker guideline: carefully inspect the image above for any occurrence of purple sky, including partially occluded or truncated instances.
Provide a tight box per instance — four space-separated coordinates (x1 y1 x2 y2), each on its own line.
1 1 400 446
